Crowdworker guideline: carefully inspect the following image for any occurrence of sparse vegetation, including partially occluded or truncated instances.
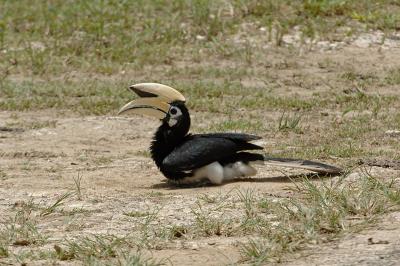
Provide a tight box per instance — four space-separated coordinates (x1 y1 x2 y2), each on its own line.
240 171 400 264
1 0 399 77
55 235 128 260
0 170 6 180
385 67 400 85
204 119 264 133
1 0 400 265
0 200 47 248
277 112 302 132
40 192 74 217
72 173 84 201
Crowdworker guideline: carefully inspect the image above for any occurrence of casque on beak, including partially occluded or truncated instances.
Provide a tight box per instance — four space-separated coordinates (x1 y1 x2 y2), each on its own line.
118 83 186 119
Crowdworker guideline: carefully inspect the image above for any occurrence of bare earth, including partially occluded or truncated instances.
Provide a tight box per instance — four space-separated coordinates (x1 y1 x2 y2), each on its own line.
1 35 400 265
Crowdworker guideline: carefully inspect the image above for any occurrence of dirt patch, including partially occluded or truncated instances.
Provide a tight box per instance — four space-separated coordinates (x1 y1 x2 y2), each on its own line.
0 108 399 265
1 34 400 264
286 212 400 266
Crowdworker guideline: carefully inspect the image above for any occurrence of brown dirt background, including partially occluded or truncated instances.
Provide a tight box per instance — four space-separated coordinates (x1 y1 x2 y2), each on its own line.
1 33 400 265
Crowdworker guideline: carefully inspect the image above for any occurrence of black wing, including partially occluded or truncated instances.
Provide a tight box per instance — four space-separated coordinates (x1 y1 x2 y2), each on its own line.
195 132 261 142
162 133 263 172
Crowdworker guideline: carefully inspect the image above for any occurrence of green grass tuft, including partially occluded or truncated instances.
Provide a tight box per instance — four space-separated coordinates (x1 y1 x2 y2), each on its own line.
240 172 400 264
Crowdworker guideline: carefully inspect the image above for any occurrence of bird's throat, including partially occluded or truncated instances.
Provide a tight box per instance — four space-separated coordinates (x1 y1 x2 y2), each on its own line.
150 123 188 169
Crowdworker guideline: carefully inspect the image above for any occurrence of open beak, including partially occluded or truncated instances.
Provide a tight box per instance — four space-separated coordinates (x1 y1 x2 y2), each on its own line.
117 83 185 119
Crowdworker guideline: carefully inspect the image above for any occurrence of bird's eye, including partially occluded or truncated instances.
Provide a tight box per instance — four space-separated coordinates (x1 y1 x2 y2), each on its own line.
169 106 182 117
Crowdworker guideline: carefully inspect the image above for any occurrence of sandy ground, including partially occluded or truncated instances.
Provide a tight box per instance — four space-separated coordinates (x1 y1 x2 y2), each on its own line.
1 32 400 265
287 211 400 266
0 112 304 264
0 110 399 265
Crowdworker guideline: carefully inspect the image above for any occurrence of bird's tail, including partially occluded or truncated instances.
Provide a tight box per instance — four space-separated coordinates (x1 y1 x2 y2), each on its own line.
261 155 343 174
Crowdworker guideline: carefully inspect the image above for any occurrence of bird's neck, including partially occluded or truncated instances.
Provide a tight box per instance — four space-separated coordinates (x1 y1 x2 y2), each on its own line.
150 123 189 169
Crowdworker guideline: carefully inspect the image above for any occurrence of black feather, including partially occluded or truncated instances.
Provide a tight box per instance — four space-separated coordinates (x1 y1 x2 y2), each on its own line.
219 152 264 165
147 101 342 181
195 133 262 142
262 156 343 174
162 134 262 172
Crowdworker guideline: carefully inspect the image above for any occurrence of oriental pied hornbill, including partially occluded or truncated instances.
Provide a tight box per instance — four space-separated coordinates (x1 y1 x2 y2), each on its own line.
118 83 342 185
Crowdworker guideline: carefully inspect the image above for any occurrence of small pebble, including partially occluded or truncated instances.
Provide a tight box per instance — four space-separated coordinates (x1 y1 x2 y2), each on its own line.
191 243 199 250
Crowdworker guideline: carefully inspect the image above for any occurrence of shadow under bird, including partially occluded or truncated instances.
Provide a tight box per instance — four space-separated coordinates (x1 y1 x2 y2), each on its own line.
118 83 342 185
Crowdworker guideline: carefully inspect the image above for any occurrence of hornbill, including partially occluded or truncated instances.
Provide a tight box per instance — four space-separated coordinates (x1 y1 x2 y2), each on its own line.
118 83 342 185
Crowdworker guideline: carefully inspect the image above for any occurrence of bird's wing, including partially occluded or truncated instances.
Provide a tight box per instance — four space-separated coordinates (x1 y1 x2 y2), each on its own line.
162 135 261 172
195 132 262 142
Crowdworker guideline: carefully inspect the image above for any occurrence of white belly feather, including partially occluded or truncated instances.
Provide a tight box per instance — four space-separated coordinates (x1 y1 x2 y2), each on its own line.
187 161 257 185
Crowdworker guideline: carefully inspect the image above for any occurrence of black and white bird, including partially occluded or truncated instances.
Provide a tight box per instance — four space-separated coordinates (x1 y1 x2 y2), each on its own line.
118 83 342 185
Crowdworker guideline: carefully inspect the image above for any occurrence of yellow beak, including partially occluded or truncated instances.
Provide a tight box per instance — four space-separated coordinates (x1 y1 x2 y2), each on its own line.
117 98 170 119
118 83 186 119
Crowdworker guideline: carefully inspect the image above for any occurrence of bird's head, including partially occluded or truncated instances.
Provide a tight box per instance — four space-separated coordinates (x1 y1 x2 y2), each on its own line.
118 83 190 130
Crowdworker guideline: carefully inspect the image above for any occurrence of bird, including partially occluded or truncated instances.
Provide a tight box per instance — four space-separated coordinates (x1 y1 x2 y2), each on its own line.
118 83 342 185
